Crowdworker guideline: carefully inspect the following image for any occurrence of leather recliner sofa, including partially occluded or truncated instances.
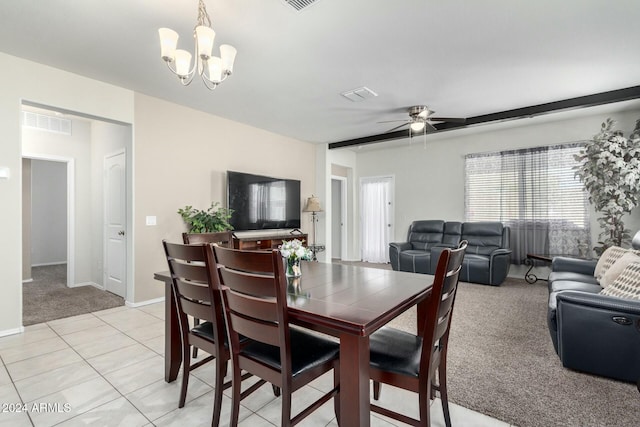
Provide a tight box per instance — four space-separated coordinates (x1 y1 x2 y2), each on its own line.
389 220 512 286
546 231 640 383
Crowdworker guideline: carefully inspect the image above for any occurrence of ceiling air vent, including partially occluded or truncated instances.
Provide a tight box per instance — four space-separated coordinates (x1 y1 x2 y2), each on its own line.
282 0 320 12
22 111 72 135
340 86 378 102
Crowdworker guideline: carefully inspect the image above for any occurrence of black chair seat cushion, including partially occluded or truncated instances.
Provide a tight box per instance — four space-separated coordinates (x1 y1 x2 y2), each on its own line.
369 326 422 378
240 328 339 378
192 321 249 346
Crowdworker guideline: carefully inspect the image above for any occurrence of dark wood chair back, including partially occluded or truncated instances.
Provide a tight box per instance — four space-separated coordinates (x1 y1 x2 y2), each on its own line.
162 240 230 426
213 245 340 427
213 247 290 360
420 240 467 381
369 240 468 427
182 231 234 247
163 241 225 340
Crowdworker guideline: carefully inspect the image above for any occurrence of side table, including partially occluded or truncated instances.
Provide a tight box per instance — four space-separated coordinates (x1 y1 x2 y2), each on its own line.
524 253 593 284
308 244 325 262
524 254 553 284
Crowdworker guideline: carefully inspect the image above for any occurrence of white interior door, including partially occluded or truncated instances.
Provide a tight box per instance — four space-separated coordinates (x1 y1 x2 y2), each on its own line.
360 176 394 263
104 151 126 298
331 179 342 259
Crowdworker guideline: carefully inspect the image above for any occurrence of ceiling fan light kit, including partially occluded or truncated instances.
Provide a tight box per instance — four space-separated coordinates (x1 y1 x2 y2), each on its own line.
158 0 237 90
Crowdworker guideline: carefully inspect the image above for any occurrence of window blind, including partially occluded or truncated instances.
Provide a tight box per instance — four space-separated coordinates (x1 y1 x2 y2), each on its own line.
465 143 590 262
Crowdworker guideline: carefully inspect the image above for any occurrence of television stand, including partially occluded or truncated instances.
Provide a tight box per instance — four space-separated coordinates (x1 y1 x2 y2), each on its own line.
233 233 308 251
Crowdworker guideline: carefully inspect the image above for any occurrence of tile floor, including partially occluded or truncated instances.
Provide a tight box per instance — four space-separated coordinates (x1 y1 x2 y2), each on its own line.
0 303 514 426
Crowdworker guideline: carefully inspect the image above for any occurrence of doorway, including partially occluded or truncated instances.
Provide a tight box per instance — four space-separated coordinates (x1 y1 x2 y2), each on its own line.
360 175 394 263
20 104 132 323
22 155 74 286
331 177 347 260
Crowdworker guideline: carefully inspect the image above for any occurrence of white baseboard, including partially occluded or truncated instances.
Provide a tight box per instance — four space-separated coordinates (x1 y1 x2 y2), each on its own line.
31 262 67 267
22 278 33 283
69 281 103 290
0 326 25 338
126 296 165 308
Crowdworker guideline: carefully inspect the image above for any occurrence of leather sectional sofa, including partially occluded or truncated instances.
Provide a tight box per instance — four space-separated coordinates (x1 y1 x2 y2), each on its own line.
547 231 640 383
389 220 511 286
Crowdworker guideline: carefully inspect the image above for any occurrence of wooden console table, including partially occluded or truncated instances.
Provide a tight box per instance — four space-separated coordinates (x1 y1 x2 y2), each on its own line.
233 233 308 250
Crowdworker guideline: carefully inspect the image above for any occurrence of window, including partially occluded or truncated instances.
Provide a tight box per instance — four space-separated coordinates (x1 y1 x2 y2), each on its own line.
465 144 590 263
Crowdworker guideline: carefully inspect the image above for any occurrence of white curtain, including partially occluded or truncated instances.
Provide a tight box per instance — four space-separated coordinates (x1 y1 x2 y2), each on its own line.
360 177 392 263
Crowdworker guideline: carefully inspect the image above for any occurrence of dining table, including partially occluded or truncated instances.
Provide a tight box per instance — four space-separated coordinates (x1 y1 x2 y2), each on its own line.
154 261 434 427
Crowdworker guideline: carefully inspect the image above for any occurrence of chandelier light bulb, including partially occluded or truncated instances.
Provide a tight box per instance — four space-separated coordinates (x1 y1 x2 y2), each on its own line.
174 50 192 78
207 57 223 83
220 44 237 74
158 28 179 61
195 26 215 59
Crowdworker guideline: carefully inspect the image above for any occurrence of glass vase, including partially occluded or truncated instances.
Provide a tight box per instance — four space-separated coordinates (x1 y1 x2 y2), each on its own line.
286 257 302 277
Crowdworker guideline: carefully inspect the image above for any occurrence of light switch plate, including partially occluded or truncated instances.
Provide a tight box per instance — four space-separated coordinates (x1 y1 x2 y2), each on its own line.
146 216 157 226
0 167 9 179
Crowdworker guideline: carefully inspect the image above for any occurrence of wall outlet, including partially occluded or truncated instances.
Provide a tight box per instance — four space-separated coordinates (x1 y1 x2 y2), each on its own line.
145 216 157 226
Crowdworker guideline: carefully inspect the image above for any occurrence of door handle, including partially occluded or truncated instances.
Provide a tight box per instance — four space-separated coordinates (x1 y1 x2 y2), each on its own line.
118 230 125 236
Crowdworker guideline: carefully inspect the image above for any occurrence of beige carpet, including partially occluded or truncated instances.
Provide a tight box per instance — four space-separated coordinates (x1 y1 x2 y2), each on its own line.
23 265 124 326
334 260 640 427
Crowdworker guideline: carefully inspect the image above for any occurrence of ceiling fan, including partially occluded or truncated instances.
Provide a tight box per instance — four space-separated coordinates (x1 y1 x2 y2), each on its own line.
378 105 466 133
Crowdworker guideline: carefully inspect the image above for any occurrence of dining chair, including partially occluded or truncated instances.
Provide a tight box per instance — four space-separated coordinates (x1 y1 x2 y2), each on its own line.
182 231 234 358
369 240 468 427
212 246 340 427
162 240 251 427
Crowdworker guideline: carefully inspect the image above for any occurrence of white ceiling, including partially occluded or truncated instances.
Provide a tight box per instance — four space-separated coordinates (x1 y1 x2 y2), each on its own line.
1 0 639 145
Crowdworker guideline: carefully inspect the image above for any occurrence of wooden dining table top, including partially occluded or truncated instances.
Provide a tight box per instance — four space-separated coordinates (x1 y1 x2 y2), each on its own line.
155 260 432 338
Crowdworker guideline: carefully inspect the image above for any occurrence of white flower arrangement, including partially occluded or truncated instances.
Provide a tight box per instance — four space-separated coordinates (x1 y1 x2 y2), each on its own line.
279 239 312 261
574 118 640 254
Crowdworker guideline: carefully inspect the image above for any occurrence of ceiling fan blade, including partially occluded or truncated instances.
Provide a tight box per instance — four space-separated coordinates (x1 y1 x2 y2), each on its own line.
429 117 466 123
376 119 410 124
386 122 409 133
425 122 438 133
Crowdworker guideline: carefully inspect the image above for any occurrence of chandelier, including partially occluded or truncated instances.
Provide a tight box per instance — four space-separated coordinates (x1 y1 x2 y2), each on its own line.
158 0 237 90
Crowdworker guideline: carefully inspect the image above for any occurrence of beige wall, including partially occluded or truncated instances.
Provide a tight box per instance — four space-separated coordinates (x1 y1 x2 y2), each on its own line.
132 93 316 302
0 52 134 334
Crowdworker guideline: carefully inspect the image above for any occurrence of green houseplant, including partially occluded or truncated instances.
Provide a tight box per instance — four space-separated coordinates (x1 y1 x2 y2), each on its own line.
574 118 640 255
178 202 234 233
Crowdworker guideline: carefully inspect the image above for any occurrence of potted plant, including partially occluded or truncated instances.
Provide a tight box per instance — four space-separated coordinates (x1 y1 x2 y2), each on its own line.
574 118 640 255
178 202 234 233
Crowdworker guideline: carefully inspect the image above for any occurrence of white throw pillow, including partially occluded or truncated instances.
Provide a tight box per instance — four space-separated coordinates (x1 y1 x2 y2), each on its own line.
600 262 640 300
594 246 628 281
600 252 640 289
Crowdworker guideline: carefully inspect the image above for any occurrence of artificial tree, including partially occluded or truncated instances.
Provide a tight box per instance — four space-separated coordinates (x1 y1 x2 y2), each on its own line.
574 118 640 255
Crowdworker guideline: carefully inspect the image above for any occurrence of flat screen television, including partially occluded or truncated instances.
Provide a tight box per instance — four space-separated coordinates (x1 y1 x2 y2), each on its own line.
227 171 301 231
